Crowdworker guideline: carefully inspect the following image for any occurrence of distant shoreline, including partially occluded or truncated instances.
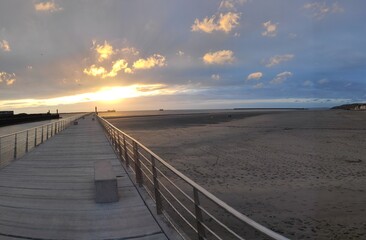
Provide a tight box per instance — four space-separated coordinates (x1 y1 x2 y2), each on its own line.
101 108 307 120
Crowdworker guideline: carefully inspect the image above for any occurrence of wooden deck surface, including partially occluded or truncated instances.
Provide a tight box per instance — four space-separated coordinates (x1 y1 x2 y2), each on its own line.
0 115 168 240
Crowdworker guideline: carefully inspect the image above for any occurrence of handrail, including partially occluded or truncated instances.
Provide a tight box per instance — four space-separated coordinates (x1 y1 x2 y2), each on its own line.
0 113 88 168
98 115 289 240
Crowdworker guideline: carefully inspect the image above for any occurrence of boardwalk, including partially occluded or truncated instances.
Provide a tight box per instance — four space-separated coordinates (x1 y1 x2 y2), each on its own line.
0 115 168 240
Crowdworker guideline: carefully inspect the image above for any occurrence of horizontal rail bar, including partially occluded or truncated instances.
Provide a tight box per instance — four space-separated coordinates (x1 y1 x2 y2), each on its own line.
98 115 289 240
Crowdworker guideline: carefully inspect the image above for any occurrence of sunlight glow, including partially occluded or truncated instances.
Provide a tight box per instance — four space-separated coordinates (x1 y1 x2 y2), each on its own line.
0 84 177 109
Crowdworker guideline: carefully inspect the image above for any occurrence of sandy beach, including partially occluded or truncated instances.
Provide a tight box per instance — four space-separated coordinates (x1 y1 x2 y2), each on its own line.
107 110 366 239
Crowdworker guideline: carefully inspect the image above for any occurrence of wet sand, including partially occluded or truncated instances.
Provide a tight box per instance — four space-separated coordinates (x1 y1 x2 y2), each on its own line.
108 110 366 239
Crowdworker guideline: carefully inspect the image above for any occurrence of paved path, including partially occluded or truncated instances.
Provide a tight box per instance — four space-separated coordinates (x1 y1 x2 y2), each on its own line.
0 115 168 240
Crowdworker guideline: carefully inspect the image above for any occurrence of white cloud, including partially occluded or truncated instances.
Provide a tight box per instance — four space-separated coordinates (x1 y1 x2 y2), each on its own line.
270 71 293 84
265 54 294 67
253 83 264 89
318 78 329 84
177 50 185 56
0 71 16 86
211 74 220 80
191 12 240 33
133 54 166 70
34 1 63 12
247 72 263 80
219 0 247 10
303 80 314 87
262 21 278 37
304 2 343 20
0 40 11 52
203 50 234 64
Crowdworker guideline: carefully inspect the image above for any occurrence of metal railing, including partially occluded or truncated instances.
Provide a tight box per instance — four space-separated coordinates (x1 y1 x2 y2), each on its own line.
0 114 86 168
98 116 289 240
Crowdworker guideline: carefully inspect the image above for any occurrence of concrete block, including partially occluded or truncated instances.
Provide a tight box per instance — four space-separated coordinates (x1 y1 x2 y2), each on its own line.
94 160 119 203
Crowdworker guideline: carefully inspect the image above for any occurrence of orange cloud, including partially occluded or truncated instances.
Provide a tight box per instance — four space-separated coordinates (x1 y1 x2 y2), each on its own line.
133 54 166 70
34 1 62 12
203 50 234 64
191 12 240 33
247 72 263 80
0 71 16 86
83 65 107 77
0 40 11 52
95 41 114 62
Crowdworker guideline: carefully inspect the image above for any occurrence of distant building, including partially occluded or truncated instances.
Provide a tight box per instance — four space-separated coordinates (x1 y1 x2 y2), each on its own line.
0 111 14 117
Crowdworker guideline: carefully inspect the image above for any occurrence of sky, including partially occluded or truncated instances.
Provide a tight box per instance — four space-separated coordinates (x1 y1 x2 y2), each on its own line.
0 0 365 113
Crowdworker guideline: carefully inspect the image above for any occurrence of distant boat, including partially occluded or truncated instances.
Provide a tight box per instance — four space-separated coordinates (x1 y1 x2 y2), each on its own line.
159 109 164 111
107 110 116 112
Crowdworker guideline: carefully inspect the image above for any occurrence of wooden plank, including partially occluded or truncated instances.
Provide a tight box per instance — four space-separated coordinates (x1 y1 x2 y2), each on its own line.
0 115 166 239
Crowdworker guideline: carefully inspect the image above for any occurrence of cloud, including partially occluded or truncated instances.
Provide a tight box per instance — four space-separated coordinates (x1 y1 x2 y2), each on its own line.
0 71 16 86
211 74 220 80
304 2 343 19
84 41 166 78
95 41 114 62
262 21 278 37
247 72 263 80
270 71 293 84
119 47 139 57
177 50 185 56
191 12 240 33
0 84 179 109
219 0 247 10
253 83 264 89
124 68 133 74
83 59 129 78
318 78 329 84
133 54 166 70
265 54 294 67
203 50 234 64
83 65 107 77
108 59 128 77
0 40 11 52
34 1 63 12
303 80 314 87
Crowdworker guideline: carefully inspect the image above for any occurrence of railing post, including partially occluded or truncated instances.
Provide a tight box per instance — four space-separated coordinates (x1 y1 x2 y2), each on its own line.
50 124 53 137
0 137 2 164
46 125 49 140
113 129 117 148
41 126 44 143
34 128 37 147
133 141 143 187
13 134 17 160
193 188 206 240
151 155 162 214
117 134 123 160
25 130 29 152
123 135 129 167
